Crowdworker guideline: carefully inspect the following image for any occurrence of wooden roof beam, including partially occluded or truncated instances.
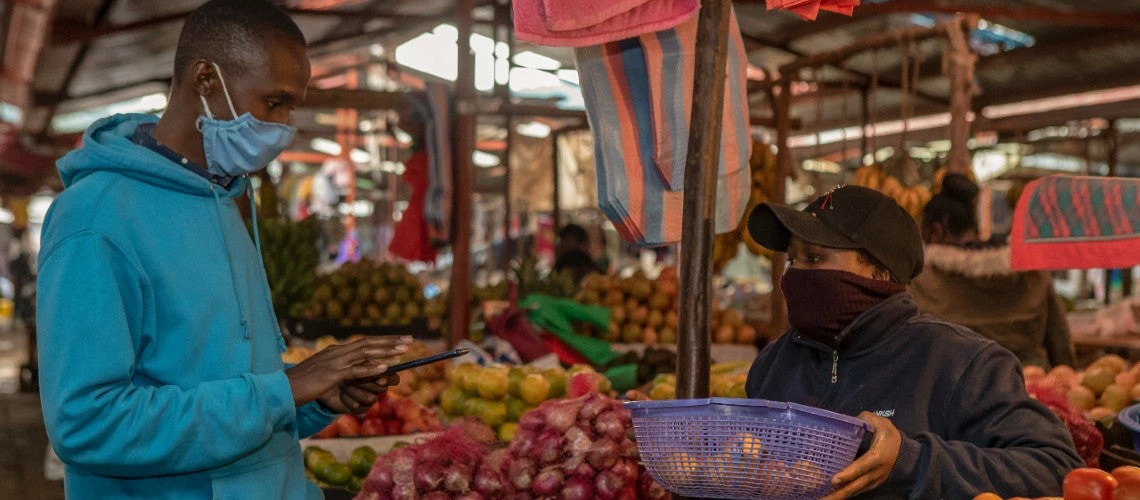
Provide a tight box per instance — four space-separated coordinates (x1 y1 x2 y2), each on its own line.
744 34 950 107
51 3 488 46
846 0 1140 28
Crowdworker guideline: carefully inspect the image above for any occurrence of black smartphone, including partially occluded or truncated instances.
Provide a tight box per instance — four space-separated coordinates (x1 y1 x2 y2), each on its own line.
386 348 470 374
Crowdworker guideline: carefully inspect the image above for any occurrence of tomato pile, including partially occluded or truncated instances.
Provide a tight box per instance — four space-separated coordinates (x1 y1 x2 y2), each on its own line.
974 466 1140 500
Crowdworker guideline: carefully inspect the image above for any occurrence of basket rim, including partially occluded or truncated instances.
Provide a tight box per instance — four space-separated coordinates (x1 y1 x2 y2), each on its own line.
1120 403 1140 432
624 397 872 431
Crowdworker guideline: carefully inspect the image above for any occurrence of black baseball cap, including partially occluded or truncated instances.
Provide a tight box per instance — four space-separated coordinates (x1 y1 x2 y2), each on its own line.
748 185 924 284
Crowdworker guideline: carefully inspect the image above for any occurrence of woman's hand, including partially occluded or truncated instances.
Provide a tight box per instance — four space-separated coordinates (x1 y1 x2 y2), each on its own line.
822 411 901 500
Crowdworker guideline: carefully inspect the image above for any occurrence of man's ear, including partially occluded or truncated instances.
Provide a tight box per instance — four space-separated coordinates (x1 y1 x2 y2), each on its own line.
191 60 219 99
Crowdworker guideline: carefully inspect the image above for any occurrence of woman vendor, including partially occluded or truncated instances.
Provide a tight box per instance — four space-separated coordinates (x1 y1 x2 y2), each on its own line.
744 185 1082 499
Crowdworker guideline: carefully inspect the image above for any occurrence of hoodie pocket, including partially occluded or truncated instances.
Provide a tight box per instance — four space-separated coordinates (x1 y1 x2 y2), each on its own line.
210 441 308 500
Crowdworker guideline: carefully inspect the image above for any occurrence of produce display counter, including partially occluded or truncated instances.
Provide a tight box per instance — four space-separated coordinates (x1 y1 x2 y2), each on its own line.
301 433 437 461
610 342 759 364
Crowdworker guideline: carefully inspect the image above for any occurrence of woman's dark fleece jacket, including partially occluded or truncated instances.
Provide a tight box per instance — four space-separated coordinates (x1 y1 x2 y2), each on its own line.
746 294 1083 499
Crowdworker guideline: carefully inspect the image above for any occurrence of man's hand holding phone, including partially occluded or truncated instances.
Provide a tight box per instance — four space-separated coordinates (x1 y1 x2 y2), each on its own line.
285 336 413 411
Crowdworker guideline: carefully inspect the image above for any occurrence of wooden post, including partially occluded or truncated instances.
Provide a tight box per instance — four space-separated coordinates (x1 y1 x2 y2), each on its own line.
496 0 514 271
768 80 793 338
860 85 870 164
449 0 476 346
676 0 731 401
552 132 562 231
946 15 978 174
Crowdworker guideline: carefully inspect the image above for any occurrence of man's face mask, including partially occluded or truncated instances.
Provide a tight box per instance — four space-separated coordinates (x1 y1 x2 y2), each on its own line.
197 62 296 178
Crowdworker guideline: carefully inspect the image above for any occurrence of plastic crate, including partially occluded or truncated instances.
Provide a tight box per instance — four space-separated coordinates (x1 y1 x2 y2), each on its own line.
626 398 870 499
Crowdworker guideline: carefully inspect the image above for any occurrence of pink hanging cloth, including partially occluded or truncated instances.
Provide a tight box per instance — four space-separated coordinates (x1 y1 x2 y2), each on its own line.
513 0 699 48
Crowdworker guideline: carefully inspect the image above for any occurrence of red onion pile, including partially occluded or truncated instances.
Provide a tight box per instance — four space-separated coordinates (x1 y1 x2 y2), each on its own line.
503 392 669 500
355 393 669 500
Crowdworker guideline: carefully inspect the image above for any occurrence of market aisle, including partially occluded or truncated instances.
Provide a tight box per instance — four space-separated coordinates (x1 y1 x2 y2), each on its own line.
0 394 64 500
0 326 27 393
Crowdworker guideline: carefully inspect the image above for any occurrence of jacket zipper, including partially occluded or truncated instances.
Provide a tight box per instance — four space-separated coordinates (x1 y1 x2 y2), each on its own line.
830 350 839 384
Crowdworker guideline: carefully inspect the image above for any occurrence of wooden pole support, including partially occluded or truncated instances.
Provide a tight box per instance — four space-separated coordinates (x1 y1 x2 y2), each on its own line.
676 0 731 401
768 80 794 339
946 15 979 174
448 0 477 347
552 132 562 232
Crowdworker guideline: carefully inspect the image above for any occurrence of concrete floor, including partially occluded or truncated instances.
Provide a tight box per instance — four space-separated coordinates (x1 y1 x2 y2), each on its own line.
0 393 65 500
0 324 64 499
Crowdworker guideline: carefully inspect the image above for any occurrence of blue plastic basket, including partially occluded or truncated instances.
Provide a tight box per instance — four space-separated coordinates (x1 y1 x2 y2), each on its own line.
1118 403 1140 453
626 398 871 500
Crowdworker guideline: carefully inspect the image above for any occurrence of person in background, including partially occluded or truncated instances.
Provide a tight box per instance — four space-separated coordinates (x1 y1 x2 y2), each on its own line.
36 2 409 498
743 185 1081 499
909 173 1075 369
553 223 602 282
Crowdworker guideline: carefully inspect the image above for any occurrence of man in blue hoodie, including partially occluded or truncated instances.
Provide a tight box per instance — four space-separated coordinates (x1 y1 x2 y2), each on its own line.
36 1 410 498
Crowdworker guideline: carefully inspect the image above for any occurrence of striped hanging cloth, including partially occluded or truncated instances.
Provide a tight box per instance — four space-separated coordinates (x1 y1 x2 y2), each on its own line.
574 7 751 247
1010 175 1140 271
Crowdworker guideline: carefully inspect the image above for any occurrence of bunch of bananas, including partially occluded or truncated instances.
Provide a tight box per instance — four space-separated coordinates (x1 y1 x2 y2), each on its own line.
257 217 321 319
713 143 777 271
851 164 933 221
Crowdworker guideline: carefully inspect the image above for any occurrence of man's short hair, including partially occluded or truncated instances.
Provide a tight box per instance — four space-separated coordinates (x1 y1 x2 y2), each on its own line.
173 0 306 82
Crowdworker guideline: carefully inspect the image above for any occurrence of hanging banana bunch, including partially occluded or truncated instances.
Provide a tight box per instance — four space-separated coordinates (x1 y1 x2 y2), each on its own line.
738 142 776 259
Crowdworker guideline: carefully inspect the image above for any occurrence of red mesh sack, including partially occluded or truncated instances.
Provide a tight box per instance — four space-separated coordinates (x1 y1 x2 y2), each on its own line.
1027 380 1103 468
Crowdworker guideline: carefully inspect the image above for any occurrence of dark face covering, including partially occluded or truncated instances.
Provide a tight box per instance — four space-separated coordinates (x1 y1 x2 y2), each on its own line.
781 268 906 346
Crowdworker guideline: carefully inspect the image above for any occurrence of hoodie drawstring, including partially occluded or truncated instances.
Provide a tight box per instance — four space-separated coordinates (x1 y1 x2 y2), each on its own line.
246 178 263 258
211 185 251 339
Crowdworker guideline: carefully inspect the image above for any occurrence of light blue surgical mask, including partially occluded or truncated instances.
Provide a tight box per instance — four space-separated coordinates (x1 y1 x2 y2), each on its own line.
196 62 296 178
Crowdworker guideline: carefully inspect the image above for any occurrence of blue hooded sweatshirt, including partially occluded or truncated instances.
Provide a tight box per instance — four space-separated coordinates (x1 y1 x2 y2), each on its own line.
37 114 335 499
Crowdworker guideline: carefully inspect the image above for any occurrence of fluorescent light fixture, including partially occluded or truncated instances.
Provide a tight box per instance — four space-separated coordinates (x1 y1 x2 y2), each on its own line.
983 84 1140 119
473 150 501 168
509 67 561 92
513 51 561 71
556 69 579 85
0 103 21 124
311 137 342 156
350 148 371 164
516 121 552 138
801 159 842 174
0 208 13 225
52 92 169 133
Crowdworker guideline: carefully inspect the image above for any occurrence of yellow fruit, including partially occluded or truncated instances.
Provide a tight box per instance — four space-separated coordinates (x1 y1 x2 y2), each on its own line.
1083 366 1116 395
1095 355 1129 375
726 432 762 459
1102 384 1131 412
1068 386 1097 411
519 374 551 405
793 460 828 493
440 387 468 416
650 383 675 400
479 400 508 427
726 382 747 399
477 368 510 400
662 451 697 486
757 460 794 496
498 422 518 442
543 367 569 398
